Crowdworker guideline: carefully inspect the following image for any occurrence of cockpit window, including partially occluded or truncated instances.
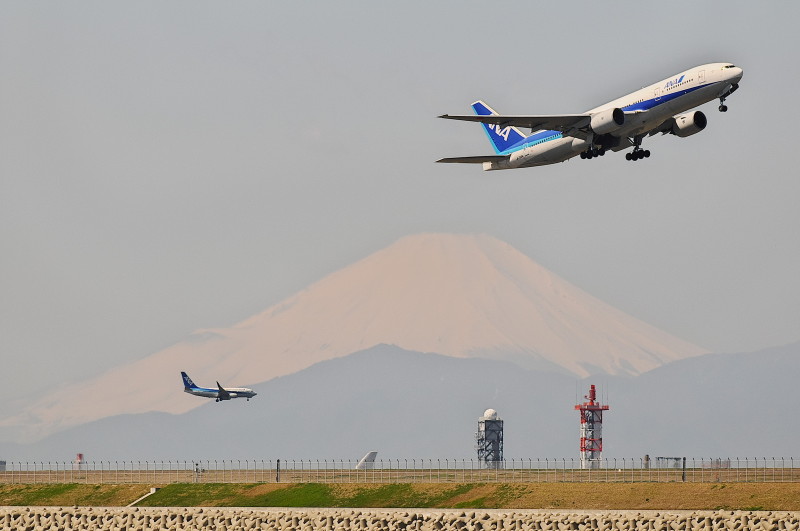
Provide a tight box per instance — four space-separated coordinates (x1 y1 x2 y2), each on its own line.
723 65 737 69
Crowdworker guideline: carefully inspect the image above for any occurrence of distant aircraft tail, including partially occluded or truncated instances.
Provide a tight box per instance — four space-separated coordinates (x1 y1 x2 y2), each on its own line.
355 451 378 470
181 372 197 389
471 100 527 154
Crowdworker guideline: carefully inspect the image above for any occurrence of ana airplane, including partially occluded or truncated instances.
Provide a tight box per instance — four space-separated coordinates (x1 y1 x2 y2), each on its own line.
181 371 257 402
437 62 743 170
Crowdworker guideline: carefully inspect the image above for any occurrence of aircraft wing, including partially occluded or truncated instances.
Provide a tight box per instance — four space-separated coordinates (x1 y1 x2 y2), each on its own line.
216 382 231 400
648 116 677 136
436 155 507 164
439 113 590 133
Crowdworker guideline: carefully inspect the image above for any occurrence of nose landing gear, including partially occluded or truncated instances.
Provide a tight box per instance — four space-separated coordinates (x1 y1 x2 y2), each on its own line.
719 83 738 112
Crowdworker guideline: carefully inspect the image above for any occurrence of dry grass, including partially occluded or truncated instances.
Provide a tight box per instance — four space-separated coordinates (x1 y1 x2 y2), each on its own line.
2 482 800 511
441 483 800 511
0 484 151 507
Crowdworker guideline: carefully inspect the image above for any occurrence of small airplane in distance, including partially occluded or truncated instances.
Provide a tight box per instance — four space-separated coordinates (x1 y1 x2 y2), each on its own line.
437 62 743 169
181 372 257 402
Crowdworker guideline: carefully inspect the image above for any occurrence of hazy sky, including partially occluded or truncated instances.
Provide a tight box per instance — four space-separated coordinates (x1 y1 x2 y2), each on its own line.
2 2 798 404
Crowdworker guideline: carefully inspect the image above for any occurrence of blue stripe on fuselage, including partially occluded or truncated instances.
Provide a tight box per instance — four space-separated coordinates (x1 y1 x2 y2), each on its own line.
498 129 563 155
187 386 217 393
497 81 716 155
622 82 710 112
186 386 252 397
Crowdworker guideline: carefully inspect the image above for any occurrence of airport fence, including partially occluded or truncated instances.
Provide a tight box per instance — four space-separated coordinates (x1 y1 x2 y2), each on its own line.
1 457 798 485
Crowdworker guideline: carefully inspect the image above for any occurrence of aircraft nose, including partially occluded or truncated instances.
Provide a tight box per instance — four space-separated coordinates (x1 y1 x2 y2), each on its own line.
731 67 743 83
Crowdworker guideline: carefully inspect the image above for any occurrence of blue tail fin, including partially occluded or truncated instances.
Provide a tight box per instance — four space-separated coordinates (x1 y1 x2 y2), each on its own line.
181 371 197 389
472 100 527 154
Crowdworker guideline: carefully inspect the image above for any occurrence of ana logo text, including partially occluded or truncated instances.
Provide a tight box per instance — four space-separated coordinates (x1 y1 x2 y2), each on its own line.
488 124 512 141
664 75 686 90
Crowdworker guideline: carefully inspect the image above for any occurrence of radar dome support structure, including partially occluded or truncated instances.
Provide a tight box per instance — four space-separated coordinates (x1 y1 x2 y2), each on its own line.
476 408 504 469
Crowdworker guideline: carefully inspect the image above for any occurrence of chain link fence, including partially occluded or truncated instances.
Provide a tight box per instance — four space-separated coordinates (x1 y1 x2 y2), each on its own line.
1 457 797 484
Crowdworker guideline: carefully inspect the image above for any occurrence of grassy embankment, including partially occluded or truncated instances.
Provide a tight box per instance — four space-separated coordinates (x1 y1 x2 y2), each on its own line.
2 483 800 511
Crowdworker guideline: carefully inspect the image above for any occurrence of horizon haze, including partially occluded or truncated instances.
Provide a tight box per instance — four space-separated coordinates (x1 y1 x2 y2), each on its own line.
0 233 707 444
2 2 798 453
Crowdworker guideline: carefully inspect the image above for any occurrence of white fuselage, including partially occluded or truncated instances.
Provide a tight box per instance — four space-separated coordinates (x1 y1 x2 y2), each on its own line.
184 385 257 401
500 63 743 168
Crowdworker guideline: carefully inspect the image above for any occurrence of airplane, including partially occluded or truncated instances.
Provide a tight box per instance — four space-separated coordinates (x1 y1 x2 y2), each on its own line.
437 62 743 170
181 371 257 402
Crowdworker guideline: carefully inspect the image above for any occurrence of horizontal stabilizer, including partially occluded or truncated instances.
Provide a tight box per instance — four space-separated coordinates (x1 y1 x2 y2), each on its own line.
436 155 507 164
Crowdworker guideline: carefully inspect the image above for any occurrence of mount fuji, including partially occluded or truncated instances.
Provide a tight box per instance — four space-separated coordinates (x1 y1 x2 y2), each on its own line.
0 233 707 443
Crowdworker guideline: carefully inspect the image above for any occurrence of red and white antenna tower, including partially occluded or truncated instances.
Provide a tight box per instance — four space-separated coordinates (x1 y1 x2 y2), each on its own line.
574 384 609 469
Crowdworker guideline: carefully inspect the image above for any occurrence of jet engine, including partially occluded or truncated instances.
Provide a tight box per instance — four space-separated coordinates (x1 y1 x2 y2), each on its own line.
590 107 625 134
671 111 707 138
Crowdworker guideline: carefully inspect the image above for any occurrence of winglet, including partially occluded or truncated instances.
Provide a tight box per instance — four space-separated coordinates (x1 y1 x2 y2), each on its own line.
216 382 231 400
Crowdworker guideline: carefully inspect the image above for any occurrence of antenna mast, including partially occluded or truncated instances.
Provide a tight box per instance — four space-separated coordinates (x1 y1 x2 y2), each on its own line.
574 384 610 469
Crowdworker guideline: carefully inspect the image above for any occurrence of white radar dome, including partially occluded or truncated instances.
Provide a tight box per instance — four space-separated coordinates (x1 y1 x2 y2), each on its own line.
483 408 498 419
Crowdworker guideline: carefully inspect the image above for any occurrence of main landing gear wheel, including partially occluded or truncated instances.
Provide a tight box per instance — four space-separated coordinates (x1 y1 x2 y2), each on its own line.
580 147 606 159
626 149 650 161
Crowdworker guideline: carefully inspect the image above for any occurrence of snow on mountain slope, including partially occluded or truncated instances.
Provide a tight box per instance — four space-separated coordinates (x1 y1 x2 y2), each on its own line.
0 233 707 442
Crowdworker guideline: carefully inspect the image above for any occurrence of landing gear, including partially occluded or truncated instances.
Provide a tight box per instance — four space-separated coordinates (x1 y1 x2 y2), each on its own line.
626 136 650 161
580 147 606 159
625 149 650 161
215 398 220 402
719 83 738 112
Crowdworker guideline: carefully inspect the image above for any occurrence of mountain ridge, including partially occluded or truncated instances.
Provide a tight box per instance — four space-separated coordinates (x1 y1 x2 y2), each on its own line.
0 233 707 443
2 342 796 460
